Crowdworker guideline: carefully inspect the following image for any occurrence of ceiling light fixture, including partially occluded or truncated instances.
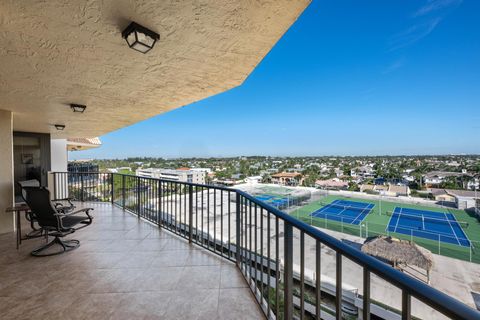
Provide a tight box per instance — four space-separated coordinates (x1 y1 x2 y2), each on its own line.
70 104 87 113
54 124 66 131
122 22 160 54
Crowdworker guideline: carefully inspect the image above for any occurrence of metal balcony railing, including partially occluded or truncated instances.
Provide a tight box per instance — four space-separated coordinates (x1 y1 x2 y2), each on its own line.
51 172 480 320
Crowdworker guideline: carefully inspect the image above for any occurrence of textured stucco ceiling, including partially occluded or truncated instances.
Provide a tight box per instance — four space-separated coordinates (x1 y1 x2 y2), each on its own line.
0 0 310 139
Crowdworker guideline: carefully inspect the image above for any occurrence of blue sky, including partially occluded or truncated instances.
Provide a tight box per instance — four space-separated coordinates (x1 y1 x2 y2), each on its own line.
71 0 480 159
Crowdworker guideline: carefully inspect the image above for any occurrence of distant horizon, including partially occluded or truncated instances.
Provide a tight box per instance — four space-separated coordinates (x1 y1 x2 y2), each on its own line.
70 0 480 160
70 153 480 161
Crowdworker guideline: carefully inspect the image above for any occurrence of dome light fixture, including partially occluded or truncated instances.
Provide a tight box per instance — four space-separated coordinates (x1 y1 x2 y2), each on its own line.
54 124 66 131
122 22 160 54
70 104 87 113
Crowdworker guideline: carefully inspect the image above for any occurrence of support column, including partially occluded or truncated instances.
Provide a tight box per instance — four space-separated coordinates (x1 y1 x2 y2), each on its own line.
0 110 14 234
49 139 68 199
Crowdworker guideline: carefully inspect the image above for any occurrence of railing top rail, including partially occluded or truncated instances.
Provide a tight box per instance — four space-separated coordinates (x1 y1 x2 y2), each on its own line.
54 171 480 319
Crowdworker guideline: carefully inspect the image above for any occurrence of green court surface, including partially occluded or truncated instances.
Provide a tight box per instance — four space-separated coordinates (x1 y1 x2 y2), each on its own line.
291 194 480 264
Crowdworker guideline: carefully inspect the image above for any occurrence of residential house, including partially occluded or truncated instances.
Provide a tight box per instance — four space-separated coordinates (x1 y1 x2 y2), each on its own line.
271 172 303 186
315 178 348 190
423 171 471 187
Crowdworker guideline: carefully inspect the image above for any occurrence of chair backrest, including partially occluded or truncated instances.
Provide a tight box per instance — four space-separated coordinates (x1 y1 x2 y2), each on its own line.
18 179 40 202
23 187 59 228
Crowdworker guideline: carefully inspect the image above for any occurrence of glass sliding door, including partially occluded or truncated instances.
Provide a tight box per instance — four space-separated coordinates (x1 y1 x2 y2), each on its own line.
13 132 51 202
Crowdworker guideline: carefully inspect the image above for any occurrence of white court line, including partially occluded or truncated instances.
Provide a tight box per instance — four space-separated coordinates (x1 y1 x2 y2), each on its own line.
443 212 461 246
313 200 341 217
351 204 371 225
393 208 402 233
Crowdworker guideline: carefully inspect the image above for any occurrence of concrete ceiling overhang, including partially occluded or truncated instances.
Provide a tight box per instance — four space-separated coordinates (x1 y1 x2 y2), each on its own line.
0 0 310 139
67 137 102 151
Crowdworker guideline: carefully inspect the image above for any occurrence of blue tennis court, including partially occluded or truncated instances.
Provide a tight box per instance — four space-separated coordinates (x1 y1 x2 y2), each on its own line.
386 207 471 247
256 194 274 202
310 200 374 225
255 194 290 209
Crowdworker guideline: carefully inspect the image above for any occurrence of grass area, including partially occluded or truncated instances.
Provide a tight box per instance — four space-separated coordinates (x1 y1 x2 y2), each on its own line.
291 195 480 264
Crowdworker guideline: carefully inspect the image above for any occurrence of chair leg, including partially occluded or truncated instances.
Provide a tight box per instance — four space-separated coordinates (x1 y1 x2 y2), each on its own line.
31 237 80 257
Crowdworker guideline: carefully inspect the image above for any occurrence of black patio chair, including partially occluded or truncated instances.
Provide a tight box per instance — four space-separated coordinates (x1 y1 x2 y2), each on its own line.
23 186 93 257
18 179 42 234
18 180 76 236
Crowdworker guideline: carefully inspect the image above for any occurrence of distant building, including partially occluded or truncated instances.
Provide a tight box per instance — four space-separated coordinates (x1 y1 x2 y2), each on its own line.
430 188 479 210
423 171 471 187
245 176 263 184
271 172 302 186
430 189 456 202
360 184 410 197
68 161 98 173
351 166 375 179
136 168 205 184
106 167 131 173
334 168 344 177
315 178 348 190
213 178 238 187
67 161 99 183
387 185 410 197
190 168 212 174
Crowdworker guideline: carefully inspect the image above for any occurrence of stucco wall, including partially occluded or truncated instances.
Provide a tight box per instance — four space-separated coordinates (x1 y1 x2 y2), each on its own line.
0 110 14 234
0 0 311 138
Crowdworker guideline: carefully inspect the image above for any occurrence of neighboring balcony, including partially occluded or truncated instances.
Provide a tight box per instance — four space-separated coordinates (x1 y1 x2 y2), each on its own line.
3 171 479 320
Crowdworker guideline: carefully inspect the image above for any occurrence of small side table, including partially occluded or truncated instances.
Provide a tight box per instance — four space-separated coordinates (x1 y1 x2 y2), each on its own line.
5 204 30 250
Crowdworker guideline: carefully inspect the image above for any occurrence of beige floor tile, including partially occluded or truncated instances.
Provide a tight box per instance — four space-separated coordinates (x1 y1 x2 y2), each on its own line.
220 263 249 288
0 202 263 320
218 288 265 320
176 265 221 290
163 288 220 320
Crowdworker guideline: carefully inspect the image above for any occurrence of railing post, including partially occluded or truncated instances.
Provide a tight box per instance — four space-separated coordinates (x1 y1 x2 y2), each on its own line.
284 222 294 320
402 290 411 320
158 180 162 226
110 173 114 204
189 184 193 243
363 268 370 320
236 192 241 266
52 172 57 200
136 176 140 218
336 252 342 320
80 173 84 202
122 174 126 209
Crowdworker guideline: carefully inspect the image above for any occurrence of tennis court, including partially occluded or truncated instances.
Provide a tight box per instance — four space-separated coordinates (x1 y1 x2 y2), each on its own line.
386 207 471 247
255 194 291 209
310 199 374 225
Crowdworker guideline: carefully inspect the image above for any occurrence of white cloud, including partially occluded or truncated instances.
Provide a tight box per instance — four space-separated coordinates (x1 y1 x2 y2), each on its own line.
382 58 406 74
388 18 441 51
413 0 462 17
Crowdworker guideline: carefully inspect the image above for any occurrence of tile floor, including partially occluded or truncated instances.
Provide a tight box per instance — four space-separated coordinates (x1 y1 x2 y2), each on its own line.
0 203 264 320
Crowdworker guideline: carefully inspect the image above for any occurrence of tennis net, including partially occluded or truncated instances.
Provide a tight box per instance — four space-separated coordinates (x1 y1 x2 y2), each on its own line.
320 202 372 213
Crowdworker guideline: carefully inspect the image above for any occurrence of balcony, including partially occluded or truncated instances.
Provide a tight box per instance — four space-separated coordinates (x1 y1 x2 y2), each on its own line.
0 202 263 319
29 172 478 319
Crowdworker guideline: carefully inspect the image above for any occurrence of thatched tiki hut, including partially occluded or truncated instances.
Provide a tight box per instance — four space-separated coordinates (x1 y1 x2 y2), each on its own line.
361 236 434 283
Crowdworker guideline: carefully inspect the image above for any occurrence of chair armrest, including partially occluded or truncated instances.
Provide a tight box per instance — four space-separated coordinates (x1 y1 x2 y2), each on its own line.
56 208 93 217
55 208 94 231
52 197 74 202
